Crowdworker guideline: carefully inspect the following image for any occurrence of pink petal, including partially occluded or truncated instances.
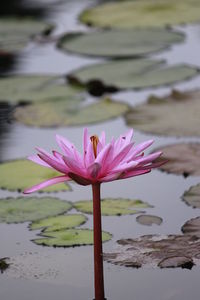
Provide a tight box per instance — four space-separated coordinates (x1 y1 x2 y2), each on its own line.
127 140 154 161
56 134 74 156
23 175 70 194
63 156 86 177
110 160 139 174
68 172 91 185
83 128 89 159
28 155 50 168
120 169 151 179
38 153 68 174
87 163 101 179
110 142 134 168
84 142 95 168
136 151 162 166
95 143 112 171
99 131 106 147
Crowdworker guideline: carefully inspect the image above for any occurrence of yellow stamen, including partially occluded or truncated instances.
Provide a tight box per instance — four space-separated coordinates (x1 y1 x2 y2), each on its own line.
90 135 99 158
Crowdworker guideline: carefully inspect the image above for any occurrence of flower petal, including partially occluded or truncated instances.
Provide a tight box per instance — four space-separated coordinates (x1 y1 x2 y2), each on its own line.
120 169 151 179
87 162 101 179
63 156 86 176
38 153 68 174
136 151 162 166
28 155 50 168
23 175 70 194
68 172 91 185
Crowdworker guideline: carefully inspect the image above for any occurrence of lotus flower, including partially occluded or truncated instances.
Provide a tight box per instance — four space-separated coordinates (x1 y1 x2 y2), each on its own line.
23 128 164 300
24 128 162 193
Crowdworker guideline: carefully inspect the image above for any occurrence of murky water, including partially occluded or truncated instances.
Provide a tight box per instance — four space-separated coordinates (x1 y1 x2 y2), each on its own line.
1 1 200 299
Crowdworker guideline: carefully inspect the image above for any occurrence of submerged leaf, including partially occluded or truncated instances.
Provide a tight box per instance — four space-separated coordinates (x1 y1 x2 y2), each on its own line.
0 159 71 192
154 143 200 177
136 214 163 226
68 59 198 93
126 90 200 137
14 97 129 127
0 197 72 223
30 214 87 232
183 184 200 208
182 217 200 239
74 198 152 216
33 229 112 247
80 0 200 29
104 234 199 269
58 28 184 58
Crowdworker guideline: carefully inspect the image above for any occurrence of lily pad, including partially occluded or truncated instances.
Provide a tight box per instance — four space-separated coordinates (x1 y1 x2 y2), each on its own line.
80 0 200 29
0 197 72 223
30 214 87 232
125 90 200 137
182 217 200 238
104 234 200 269
74 199 152 216
136 214 163 226
0 159 71 192
183 184 200 208
33 229 112 247
0 18 53 53
14 97 129 127
153 143 200 177
0 75 82 104
58 28 184 58
68 59 198 93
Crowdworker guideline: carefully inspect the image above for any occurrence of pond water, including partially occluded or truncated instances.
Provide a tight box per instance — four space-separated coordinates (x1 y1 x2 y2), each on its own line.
1 0 200 300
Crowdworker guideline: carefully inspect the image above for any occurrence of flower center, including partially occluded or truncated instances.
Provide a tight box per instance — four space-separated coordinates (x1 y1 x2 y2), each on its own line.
90 135 99 158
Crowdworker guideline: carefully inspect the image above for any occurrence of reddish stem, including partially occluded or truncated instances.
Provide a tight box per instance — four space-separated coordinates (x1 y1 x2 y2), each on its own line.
92 183 105 300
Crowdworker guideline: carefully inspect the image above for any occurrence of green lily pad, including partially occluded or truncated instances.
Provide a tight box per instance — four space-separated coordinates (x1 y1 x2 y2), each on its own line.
58 28 184 58
80 0 200 29
0 159 71 192
30 214 87 232
136 214 163 226
0 75 82 104
68 59 198 93
0 197 72 223
104 234 199 269
153 143 200 177
74 199 152 216
182 217 200 238
126 90 200 137
14 97 129 127
183 184 200 208
33 229 112 247
0 18 53 53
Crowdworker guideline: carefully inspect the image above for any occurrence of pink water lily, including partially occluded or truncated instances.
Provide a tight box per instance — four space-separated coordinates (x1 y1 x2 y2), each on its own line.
23 128 165 300
24 128 163 194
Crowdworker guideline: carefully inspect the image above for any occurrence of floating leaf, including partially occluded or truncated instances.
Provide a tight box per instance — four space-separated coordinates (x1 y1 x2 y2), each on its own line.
68 59 198 93
80 0 200 29
183 184 200 208
58 28 184 58
0 75 82 104
33 229 112 247
126 90 200 137
0 197 72 223
30 214 87 232
74 198 152 216
0 18 53 53
182 217 200 238
14 97 129 127
0 159 71 192
154 143 200 177
136 214 162 226
104 234 200 269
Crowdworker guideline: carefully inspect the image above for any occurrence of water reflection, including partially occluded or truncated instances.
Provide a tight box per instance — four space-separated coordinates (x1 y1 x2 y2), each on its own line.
0 0 46 18
0 53 19 76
